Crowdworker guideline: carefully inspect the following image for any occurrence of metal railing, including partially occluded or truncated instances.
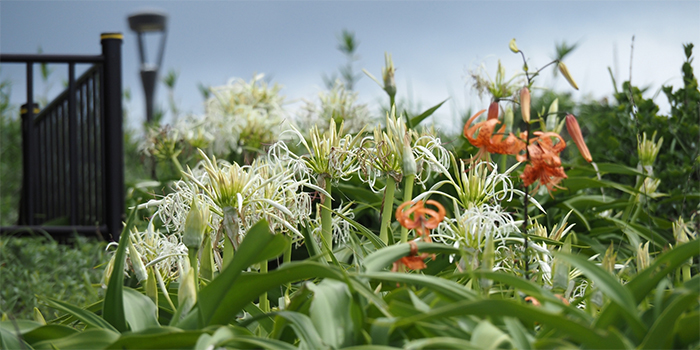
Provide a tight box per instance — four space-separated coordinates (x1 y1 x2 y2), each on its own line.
0 33 125 241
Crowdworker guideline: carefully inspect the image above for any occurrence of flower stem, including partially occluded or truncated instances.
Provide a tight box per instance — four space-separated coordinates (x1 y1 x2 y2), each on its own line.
380 177 397 244
171 155 185 178
523 122 531 280
400 175 415 243
321 180 333 261
188 248 199 291
259 260 269 312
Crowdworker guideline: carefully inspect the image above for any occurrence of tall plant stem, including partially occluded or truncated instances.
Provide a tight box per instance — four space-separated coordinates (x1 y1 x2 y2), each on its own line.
380 177 397 244
259 261 269 312
188 249 199 291
321 180 333 261
171 155 185 178
400 175 415 243
522 122 531 280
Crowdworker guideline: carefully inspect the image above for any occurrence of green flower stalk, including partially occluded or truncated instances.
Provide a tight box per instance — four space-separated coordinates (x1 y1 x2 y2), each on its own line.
400 135 417 243
287 119 363 259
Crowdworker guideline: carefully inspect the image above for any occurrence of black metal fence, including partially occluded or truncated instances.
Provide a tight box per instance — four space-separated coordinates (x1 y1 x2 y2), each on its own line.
0 33 125 241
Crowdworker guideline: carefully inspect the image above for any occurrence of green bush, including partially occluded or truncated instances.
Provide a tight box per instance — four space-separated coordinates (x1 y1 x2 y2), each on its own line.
0 235 106 320
578 43 700 221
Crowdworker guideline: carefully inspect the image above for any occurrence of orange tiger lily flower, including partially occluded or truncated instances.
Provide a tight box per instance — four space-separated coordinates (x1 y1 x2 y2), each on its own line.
392 241 428 272
395 200 446 242
517 131 568 193
463 104 524 162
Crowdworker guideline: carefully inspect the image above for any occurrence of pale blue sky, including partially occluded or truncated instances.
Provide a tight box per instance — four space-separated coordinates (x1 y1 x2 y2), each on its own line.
1 1 699 131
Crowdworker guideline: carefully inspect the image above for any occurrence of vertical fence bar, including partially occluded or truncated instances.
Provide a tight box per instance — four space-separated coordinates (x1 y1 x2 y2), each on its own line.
21 62 35 225
100 33 124 241
68 62 78 226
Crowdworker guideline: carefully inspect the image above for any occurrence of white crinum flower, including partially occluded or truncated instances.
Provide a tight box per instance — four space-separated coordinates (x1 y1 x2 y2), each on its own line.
434 203 519 250
357 110 450 193
286 118 365 186
297 80 373 135
308 202 356 246
202 74 287 157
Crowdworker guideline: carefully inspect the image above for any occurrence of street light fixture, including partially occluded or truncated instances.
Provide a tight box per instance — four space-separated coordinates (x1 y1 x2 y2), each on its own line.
128 9 168 124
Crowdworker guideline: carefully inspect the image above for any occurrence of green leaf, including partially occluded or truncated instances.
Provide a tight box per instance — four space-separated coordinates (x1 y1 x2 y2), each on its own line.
274 311 327 350
222 335 298 350
471 320 512 349
243 302 275 334
404 337 479 350
103 207 138 332
600 216 669 248
21 325 78 346
0 320 42 335
555 252 646 340
32 328 119 350
569 162 647 177
363 272 477 302
503 317 532 350
394 299 624 349
596 240 700 331
410 99 448 127
40 297 117 332
363 242 460 272
183 261 345 329
123 288 160 332
308 279 353 349
640 291 700 349
0 326 32 350
197 220 287 327
105 327 203 349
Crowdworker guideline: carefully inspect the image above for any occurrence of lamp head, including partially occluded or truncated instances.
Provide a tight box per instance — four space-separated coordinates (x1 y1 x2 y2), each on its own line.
128 10 167 33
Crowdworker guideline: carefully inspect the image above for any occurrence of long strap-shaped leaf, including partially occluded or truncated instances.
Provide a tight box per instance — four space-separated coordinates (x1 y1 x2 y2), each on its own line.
394 299 626 349
102 207 138 332
363 242 460 272
555 251 646 340
196 220 289 327
595 239 700 332
40 297 117 332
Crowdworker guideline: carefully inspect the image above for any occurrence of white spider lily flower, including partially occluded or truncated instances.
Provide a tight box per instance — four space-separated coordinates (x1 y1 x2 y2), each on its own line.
434 203 519 251
308 202 356 246
287 118 365 186
296 80 373 135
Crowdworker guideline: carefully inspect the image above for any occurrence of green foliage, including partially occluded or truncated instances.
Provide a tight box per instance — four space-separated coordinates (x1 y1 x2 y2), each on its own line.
0 235 106 320
578 43 700 220
0 78 21 226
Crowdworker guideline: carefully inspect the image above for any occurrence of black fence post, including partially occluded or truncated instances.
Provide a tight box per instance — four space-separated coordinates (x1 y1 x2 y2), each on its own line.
19 102 38 225
100 33 124 242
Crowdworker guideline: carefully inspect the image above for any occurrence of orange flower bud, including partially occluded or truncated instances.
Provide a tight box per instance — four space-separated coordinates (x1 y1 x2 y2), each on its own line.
487 101 499 120
565 114 592 162
520 87 531 123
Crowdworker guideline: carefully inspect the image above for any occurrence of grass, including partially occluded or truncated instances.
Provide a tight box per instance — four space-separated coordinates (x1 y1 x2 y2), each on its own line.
0 234 107 320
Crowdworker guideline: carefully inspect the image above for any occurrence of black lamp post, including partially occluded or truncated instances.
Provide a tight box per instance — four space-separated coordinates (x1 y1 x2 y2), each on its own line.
128 9 168 124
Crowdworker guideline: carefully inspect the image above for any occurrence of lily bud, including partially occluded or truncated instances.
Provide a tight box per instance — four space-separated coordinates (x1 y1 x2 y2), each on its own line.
558 62 579 90
183 196 209 251
520 87 531 123
487 101 499 120
382 52 396 98
565 114 592 162
402 135 417 176
509 38 520 53
127 238 148 283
